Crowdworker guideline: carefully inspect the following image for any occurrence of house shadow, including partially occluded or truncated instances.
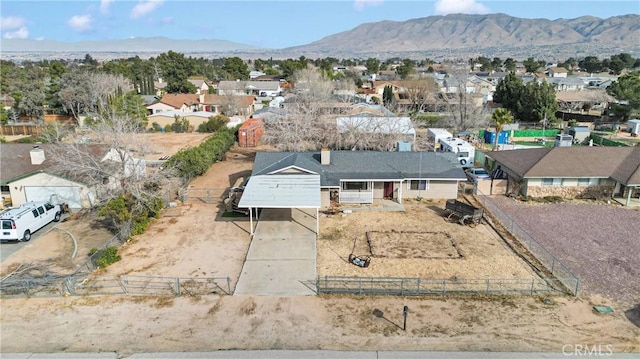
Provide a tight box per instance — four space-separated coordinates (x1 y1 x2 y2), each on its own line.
625 303 640 328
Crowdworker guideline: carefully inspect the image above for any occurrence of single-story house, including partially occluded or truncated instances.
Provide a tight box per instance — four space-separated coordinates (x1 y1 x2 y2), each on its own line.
245 149 467 209
147 93 256 117
336 115 416 148
0 144 106 209
217 81 281 97
484 147 640 206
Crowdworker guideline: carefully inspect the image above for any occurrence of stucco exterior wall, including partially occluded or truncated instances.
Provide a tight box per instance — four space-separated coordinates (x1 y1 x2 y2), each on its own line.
8 172 93 208
403 180 459 199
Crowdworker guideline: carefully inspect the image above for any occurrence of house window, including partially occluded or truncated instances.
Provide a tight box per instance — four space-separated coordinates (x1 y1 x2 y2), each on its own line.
409 180 428 190
578 178 599 186
542 178 563 186
341 182 369 191
0 185 9 192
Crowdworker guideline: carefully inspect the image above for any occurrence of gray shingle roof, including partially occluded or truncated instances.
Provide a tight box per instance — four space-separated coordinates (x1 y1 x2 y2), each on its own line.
252 151 466 187
486 147 640 185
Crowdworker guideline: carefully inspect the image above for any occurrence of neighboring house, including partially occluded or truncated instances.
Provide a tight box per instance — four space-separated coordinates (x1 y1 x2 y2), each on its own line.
247 149 467 208
555 90 613 112
217 81 281 97
147 110 215 132
0 144 106 209
147 93 255 117
484 147 640 206
249 71 266 79
187 77 210 95
154 78 167 96
547 77 586 92
336 115 416 147
547 67 568 78
250 107 288 123
147 93 200 114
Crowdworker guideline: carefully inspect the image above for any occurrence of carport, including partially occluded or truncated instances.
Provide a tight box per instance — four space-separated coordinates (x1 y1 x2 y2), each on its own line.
238 174 322 236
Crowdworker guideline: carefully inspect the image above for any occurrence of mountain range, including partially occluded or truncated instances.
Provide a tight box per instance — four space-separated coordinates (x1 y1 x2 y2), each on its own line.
2 13 639 59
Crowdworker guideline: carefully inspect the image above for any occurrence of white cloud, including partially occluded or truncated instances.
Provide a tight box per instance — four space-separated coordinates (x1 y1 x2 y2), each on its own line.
434 0 490 15
0 16 26 30
67 15 93 32
354 0 384 12
100 0 114 14
130 0 164 19
3 26 29 39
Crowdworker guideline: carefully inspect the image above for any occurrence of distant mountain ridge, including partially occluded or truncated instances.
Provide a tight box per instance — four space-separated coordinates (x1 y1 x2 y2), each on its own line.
1 13 638 59
1 36 264 53
284 13 640 55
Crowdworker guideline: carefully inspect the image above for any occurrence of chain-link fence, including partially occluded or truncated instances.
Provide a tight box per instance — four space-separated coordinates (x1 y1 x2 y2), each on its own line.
316 276 559 296
2 274 232 298
475 191 580 296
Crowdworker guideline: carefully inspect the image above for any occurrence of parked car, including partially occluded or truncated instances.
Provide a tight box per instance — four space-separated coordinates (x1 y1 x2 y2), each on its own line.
0 201 64 242
465 168 491 182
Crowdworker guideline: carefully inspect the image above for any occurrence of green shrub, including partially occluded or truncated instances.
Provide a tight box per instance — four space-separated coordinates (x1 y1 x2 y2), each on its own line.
151 122 162 132
197 115 229 133
88 247 98 256
95 246 121 268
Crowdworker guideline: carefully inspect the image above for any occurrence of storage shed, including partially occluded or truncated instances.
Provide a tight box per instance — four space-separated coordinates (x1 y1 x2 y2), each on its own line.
238 117 264 148
567 126 590 143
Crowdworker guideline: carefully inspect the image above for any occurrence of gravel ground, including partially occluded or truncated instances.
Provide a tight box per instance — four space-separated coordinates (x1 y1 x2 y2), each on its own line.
486 196 640 310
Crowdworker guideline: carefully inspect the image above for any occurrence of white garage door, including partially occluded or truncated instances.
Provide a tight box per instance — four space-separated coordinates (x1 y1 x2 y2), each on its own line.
24 186 82 208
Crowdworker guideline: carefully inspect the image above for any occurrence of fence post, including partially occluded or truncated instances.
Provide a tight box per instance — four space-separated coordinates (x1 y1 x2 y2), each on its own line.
400 279 404 295
486 279 490 294
530 278 535 295
442 280 446 297
358 277 362 295
574 279 580 297
551 257 556 274
176 278 180 296
206 190 211 204
416 278 421 294
226 277 231 295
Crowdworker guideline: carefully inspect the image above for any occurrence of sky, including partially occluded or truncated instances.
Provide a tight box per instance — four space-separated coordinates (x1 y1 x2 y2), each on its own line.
0 0 639 48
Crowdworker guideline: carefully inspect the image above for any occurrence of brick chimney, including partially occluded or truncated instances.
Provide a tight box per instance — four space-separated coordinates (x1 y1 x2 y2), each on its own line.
321 148 330 165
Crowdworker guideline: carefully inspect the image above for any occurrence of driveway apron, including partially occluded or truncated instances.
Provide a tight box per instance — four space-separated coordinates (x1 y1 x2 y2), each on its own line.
234 208 317 295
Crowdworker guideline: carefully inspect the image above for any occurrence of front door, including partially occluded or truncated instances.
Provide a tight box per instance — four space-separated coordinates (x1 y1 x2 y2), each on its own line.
383 182 394 199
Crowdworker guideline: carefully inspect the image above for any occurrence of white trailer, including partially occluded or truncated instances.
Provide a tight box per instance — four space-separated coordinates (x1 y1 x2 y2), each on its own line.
627 119 640 136
439 137 475 167
427 128 453 150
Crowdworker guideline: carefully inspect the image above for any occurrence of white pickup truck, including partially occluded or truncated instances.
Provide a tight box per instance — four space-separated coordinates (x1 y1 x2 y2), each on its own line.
0 201 64 242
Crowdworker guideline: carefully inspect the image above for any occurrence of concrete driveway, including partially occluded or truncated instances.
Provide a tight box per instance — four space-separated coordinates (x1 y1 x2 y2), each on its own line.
0 219 64 263
234 208 317 296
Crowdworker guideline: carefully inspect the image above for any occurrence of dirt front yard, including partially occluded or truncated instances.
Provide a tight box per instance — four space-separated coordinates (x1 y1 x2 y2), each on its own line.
318 201 538 280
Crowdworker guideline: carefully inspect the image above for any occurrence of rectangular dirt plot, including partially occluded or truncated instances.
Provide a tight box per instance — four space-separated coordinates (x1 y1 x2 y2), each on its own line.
366 231 463 259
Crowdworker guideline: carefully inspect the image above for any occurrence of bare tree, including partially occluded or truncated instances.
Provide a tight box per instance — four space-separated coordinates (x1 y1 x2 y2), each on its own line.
334 115 414 151
263 68 335 151
49 111 176 238
403 78 439 114
438 70 490 132
58 67 132 124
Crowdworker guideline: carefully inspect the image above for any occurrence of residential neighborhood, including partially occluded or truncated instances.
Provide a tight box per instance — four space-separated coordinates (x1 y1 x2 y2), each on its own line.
1 4 640 358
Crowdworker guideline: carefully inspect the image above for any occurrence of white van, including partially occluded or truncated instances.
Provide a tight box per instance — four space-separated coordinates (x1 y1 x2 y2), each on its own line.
0 201 63 242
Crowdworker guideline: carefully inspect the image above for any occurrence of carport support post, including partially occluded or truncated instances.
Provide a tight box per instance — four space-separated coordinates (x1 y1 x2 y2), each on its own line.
249 207 253 235
316 208 319 235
